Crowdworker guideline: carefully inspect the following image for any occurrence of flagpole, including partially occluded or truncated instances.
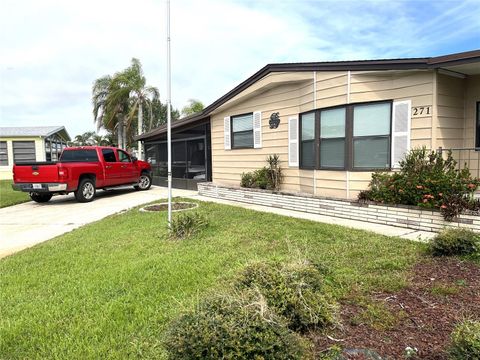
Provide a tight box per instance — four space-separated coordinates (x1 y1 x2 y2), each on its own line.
166 0 172 228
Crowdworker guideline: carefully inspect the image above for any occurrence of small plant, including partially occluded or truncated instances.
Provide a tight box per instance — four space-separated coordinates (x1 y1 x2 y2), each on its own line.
449 320 480 360
233 260 337 331
240 154 283 191
429 228 479 256
169 212 208 239
163 291 307 360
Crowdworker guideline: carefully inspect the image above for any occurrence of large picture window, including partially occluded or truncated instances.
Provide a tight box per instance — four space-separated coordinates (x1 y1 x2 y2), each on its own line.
299 101 392 171
231 113 253 149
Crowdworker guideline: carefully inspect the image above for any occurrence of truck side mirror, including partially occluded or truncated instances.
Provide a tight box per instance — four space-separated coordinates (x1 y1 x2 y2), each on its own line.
132 156 138 162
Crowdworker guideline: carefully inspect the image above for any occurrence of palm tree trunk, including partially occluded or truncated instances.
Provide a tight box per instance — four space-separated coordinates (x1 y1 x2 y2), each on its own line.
117 114 124 149
138 104 143 160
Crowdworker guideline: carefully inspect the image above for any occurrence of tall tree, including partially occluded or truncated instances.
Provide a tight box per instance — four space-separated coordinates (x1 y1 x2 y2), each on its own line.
181 99 204 117
92 58 159 154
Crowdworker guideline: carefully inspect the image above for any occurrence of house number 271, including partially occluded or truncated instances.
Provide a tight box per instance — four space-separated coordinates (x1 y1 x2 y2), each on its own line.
412 106 431 117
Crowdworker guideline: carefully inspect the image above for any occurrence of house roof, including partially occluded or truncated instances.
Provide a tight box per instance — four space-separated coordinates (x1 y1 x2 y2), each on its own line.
136 49 480 141
0 126 71 141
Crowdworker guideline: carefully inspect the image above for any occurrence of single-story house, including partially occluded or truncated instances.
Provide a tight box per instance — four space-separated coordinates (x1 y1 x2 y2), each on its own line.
0 126 71 180
137 49 480 199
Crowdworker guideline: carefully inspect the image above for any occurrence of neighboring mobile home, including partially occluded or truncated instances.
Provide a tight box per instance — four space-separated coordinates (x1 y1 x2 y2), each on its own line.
137 50 480 199
0 126 71 180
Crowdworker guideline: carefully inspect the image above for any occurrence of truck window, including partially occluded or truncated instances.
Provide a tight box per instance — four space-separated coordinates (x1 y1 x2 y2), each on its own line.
102 149 116 162
117 150 131 162
60 149 99 162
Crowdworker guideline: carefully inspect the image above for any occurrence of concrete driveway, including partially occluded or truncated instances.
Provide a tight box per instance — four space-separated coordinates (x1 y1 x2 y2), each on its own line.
0 186 196 259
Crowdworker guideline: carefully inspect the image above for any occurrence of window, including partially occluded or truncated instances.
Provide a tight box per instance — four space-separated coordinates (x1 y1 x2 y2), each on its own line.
231 113 253 149
117 150 131 162
60 149 99 162
13 141 36 163
299 101 392 171
300 112 315 168
0 141 7 166
102 149 116 162
476 102 480 148
353 102 391 169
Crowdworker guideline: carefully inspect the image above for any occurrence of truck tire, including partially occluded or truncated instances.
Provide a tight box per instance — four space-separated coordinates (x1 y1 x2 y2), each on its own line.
30 193 53 203
75 178 96 202
134 173 152 191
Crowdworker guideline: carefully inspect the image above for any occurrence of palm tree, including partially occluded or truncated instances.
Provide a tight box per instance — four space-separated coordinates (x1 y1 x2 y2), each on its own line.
112 58 159 158
181 99 204 117
92 75 129 149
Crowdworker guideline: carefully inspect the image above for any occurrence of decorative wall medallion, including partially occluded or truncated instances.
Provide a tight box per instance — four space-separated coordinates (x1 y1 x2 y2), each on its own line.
269 112 280 129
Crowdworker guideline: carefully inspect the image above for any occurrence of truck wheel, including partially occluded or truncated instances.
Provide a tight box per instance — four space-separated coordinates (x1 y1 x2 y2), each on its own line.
30 193 53 203
134 173 152 191
75 178 96 202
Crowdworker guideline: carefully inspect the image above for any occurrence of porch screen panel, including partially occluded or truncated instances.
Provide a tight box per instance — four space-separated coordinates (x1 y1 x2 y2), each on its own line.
13 141 36 163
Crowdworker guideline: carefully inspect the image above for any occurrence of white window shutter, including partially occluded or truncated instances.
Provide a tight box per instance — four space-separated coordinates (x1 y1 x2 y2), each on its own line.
224 116 231 150
288 116 299 167
253 111 262 149
391 100 411 168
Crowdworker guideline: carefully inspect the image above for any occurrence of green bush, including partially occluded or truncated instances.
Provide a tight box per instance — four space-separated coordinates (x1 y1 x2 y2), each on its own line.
449 320 480 360
163 292 307 360
429 228 479 256
359 148 480 220
169 212 208 239
233 260 337 331
240 154 283 191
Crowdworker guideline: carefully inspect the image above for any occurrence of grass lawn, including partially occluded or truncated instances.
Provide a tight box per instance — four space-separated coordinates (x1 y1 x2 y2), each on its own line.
0 179 29 208
0 198 424 359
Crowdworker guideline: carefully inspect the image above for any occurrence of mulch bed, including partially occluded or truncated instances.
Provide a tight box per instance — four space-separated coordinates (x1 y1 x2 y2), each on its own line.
312 257 480 359
143 202 196 211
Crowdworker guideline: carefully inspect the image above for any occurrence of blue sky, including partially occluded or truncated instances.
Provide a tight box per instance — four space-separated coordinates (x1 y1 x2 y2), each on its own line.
0 0 479 137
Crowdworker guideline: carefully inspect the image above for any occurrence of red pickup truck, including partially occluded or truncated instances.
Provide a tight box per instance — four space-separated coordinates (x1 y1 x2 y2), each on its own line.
12 146 152 203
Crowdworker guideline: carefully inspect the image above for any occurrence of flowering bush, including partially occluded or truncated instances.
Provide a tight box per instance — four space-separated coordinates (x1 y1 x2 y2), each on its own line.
358 148 480 220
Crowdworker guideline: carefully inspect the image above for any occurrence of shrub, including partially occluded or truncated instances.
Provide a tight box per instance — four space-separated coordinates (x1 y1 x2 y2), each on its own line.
169 212 208 239
449 320 480 360
163 291 307 360
240 172 255 188
240 154 283 191
233 260 337 331
429 228 479 256
359 147 480 220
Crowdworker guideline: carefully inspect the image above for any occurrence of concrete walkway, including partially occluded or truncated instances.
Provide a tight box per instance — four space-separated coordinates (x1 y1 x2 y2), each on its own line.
186 194 436 241
0 186 196 259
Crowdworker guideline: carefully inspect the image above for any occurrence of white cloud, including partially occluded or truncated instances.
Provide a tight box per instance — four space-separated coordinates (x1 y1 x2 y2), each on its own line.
0 0 479 136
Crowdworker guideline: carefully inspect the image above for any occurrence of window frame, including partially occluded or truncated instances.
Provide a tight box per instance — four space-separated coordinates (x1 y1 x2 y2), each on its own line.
102 148 117 163
117 149 132 162
299 110 317 169
0 141 8 166
299 100 393 171
476 101 480 149
230 112 254 149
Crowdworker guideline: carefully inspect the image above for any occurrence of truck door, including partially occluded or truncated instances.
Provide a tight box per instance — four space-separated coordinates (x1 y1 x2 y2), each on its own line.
117 149 137 183
101 148 122 185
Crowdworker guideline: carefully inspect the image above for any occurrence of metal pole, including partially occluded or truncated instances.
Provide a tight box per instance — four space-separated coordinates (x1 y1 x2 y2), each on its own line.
166 0 172 228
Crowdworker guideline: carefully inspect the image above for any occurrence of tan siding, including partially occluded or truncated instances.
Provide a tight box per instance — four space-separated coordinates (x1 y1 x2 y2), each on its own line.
464 75 480 148
435 73 465 149
211 70 437 199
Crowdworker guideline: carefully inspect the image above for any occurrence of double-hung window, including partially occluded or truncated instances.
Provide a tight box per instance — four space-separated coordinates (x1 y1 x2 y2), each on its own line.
231 113 254 149
299 101 392 170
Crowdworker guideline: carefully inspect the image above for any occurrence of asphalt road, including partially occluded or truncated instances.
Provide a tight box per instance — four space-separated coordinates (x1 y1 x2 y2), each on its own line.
0 186 196 259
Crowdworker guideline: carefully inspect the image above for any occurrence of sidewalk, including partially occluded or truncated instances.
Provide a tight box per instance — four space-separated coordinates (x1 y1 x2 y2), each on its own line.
186 194 436 241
